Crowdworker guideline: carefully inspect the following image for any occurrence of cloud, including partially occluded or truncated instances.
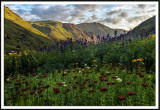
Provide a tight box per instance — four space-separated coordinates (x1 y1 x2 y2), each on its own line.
91 14 98 21
68 5 100 22
127 15 150 23
100 17 122 24
138 4 147 9
107 9 121 16
136 9 156 14
118 12 128 18
82 14 98 23
72 4 100 11
147 9 156 13
30 5 70 21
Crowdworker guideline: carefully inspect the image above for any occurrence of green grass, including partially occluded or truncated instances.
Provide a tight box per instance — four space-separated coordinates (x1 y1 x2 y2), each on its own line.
4 62 155 106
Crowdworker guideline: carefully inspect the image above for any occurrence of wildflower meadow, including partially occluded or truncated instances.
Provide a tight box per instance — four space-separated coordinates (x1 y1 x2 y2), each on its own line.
4 30 156 106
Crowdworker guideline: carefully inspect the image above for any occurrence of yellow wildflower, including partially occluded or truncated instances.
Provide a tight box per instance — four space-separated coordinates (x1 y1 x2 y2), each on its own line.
32 50 35 52
6 78 10 82
4 54 6 57
151 35 155 38
9 53 14 56
132 59 137 62
142 62 144 65
11 51 15 53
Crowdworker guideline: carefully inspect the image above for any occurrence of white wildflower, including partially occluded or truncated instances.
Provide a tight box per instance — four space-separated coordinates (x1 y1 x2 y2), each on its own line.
79 70 82 73
106 71 110 73
63 84 67 87
87 67 90 69
84 63 87 66
116 78 122 82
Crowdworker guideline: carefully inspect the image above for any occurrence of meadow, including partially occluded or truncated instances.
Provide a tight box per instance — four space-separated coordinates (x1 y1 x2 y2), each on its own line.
4 30 156 106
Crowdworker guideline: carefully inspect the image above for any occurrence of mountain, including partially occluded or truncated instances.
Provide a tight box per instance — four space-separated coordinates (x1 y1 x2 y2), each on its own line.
4 6 55 53
29 21 97 42
4 6 98 53
77 22 126 37
128 16 155 35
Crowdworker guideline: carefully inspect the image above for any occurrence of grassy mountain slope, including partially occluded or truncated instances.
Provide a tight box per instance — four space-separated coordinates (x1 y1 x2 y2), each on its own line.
77 22 125 37
30 21 97 42
129 16 155 35
4 6 55 53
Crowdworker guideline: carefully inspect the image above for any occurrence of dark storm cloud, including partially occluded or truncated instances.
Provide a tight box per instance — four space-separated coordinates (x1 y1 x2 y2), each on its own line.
118 12 128 18
107 9 121 16
127 15 149 23
138 4 147 9
30 5 70 21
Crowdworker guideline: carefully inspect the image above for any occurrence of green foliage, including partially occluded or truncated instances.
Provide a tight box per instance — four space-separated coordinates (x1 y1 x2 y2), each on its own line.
4 63 155 106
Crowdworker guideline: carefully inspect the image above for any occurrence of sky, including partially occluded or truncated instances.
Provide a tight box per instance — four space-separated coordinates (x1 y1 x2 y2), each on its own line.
5 3 156 31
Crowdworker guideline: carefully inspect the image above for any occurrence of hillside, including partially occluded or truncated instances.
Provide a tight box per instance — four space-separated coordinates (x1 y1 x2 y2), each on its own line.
77 22 125 37
29 21 98 43
4 6 55 53
128 16 155 35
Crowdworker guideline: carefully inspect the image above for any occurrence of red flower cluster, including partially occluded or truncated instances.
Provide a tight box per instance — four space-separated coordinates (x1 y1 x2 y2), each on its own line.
73 76 77 78
20 93 25 96
118 96 125 100
32 73 36 76
7 97 12 100
104 79 108 81
142 83 148 87
72 85 77 89
66 88 70 92
100 87 107 91
99 78 104 81
85 78 89 81
41 74 48 78
111 76 116 79
75 81 80 84
111 82 115 85
93 80 97 83
22 88 27 92
58 83 63 86
53 88 60 93
88 84 93 87
43 85 49 89
100 73 104 75
89 89 94 92
37 89 43 94
127 82 131 85
30 91 35 94
107 82 111 85
80 86 85 89
128 92 135 95
27 86 31 90
139 74 144 77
